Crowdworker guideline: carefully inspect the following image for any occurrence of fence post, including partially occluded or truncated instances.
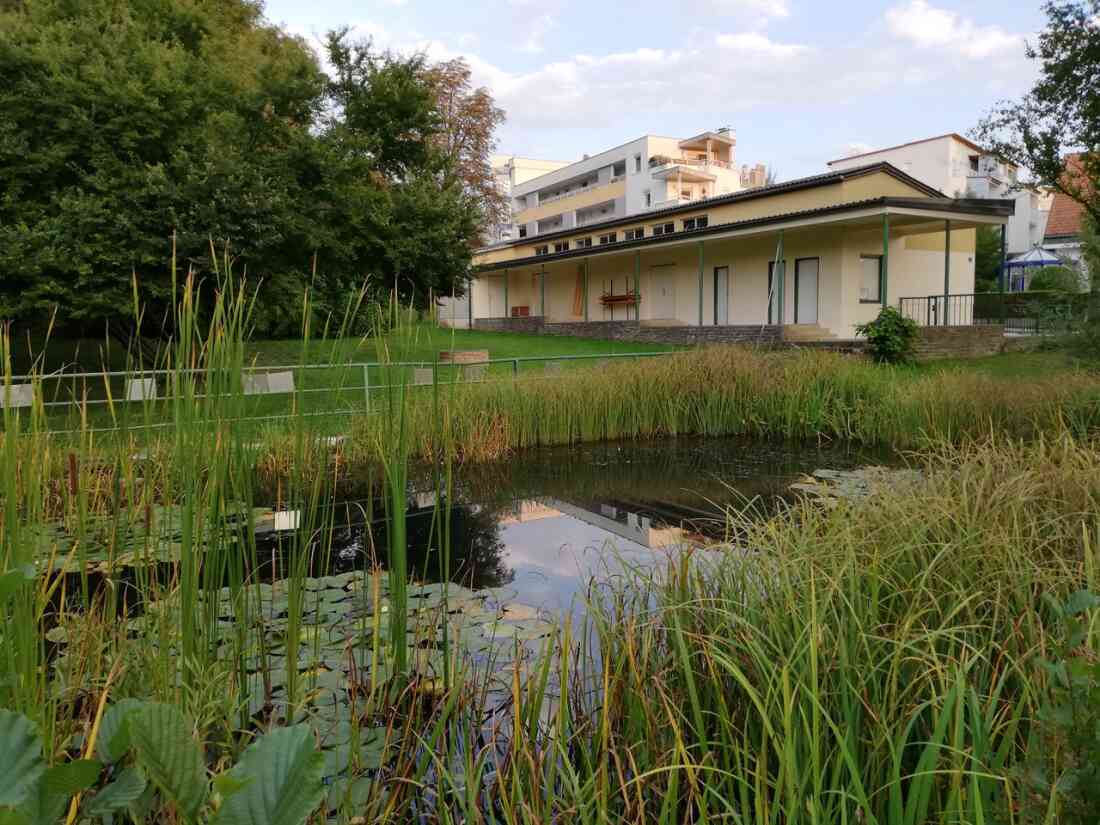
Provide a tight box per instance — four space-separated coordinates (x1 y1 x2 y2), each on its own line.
362 363 370 412
512 359 519 380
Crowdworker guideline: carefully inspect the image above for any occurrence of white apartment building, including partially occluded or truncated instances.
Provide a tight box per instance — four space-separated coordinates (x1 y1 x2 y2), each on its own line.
504 129 766 243
489 154 572 243
828 134 1050 256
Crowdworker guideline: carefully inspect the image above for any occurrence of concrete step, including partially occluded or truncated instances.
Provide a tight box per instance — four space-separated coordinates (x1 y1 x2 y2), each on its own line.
782 324 837 342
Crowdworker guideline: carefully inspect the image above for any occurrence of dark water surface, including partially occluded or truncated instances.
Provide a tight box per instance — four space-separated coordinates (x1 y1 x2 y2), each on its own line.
320 437 893 612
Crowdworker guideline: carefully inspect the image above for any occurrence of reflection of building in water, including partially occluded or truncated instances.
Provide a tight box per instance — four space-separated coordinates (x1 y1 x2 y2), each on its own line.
498 499 563 525
504 497 703 549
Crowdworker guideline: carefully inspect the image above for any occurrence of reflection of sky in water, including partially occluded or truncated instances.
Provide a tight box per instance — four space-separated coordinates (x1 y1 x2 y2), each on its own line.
498 512 657 612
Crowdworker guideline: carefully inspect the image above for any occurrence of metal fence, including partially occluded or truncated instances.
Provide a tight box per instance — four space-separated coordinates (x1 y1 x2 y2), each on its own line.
898 291 1096 336
1 351 677 434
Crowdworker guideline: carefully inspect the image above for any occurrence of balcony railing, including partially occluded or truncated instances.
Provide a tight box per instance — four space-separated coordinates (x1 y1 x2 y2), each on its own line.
649 156 733 171
651 194 700 210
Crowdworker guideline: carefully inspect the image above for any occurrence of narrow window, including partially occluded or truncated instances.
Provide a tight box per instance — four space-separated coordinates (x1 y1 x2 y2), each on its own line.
860 255 883 302
644 190 651 207
518 226 527 239
634 154 642 173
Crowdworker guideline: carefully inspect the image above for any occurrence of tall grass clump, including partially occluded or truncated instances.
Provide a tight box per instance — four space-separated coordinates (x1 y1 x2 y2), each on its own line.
353 347 1100 462
481 435 1100 824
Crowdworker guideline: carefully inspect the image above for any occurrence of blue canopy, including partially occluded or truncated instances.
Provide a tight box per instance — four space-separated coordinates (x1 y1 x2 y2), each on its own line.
1005 247 1065 290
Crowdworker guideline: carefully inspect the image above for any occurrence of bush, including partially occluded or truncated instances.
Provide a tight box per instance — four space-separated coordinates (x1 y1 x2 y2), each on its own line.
855 306 919 363
1028 265 1082 293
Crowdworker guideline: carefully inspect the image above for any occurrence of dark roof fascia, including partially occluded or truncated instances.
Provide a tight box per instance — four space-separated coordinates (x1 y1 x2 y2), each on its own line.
475 196 1014 273
480 161 945 252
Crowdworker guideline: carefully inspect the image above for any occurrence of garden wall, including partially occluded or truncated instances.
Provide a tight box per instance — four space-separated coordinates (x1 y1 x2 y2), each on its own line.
911 325 1006 360
473 317 1009 360
473 317 782 346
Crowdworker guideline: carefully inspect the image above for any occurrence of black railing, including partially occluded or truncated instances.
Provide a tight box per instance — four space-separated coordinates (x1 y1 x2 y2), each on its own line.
898 291 1095 335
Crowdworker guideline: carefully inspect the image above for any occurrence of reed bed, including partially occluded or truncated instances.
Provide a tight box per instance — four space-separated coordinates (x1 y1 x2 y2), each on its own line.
349 345 1100 463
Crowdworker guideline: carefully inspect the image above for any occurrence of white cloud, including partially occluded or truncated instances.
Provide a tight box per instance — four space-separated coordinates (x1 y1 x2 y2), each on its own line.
715 32 809 59
520 14 557 54
837 142 874 159
885 0 1023 59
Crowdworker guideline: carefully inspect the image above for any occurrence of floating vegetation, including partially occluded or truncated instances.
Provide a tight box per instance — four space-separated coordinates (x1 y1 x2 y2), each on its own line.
47 570 556 789
788 465 923 506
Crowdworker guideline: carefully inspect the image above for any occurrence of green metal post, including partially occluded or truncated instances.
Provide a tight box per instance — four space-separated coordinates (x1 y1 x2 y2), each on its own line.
467 276 473 327
540 264 546 317
503 269 509 318
881 213 890 308
943 219 951 326
999 223 1007 325
776 230 785 326
634 251 641 321
583 259 589 322
697 240 704 326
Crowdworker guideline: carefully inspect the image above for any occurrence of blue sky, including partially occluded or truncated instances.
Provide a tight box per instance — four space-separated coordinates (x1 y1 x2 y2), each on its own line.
263 0 1046 180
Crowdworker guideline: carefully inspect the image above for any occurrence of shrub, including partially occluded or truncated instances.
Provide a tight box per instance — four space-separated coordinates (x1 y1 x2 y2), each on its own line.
1028 265 1083 293
855 306 919 363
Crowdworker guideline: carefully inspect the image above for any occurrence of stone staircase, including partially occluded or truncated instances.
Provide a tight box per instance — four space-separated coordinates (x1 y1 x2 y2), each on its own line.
782 324 837 342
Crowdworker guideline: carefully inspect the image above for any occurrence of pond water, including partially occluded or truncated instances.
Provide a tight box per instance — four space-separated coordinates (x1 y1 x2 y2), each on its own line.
319 437 893 613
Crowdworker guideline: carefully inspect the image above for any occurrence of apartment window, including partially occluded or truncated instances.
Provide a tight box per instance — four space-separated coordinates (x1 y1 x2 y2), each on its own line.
644 190 651 207
518 226 527 239
652 222 675 236
553 241 569 253
969 155 980 173
624 227 644 241
575 237 592 249
683 215 709 231
860 255 883 303
634 154 642 173
613 161 626 177
535 245 549 256
599 232 617 245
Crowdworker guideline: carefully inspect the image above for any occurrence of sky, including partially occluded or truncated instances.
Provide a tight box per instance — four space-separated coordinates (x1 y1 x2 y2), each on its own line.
262 0 1047 181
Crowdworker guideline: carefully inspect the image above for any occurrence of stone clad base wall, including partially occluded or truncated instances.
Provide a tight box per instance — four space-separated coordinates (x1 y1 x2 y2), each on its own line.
911 325 1006 360
473 317 781 346
473 318 1009 360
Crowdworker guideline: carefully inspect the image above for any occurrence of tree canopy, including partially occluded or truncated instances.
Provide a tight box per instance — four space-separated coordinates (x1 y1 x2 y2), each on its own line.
0 0 500 337
974 1 1100 226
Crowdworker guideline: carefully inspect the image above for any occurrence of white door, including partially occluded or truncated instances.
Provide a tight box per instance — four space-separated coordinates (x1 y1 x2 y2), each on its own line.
795 259 819 324
713 266 729 325
650 266 675 319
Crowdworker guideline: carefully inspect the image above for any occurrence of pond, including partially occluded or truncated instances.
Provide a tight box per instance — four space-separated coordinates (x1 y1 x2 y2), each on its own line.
320 436 893 613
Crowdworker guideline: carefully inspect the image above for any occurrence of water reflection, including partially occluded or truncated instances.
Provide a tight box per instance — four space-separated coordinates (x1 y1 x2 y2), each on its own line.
319 436 890 610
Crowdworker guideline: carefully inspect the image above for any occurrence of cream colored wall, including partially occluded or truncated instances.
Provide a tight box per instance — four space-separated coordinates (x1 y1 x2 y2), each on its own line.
841 228 976 336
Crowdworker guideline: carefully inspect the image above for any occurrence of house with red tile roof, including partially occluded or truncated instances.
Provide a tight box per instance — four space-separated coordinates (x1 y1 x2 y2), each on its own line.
1044 155 1092 284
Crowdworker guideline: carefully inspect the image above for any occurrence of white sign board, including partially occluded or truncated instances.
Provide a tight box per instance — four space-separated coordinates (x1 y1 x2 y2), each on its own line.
0 384 34 408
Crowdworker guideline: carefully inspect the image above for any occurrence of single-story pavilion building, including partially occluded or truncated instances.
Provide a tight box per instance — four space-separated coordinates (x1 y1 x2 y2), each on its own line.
465 162 1014 342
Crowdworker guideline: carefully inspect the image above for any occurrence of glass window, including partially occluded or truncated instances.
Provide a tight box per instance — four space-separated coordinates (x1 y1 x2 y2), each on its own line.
535 245 548 256
644 191 651 207
518 226 527 238
652 222 675 236
624 227 644 241
575 237 592 249
634 154 642 173
860 255 882 302
683 216 708 231
599 232 617 245
553 241 568 253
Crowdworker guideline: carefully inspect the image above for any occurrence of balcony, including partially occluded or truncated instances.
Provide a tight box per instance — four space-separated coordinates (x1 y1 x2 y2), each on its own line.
649 155 733 171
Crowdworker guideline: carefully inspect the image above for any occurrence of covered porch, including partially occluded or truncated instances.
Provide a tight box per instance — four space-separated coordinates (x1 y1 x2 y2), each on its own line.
471 200 1010 341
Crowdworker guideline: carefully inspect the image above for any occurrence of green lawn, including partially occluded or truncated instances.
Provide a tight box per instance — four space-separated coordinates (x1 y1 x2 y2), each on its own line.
917 350 1088 379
